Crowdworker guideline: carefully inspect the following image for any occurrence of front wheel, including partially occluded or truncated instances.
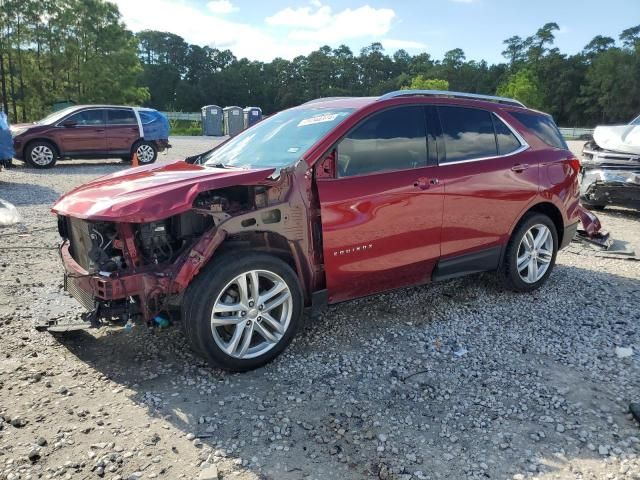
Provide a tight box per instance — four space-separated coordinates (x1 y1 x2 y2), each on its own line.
500 213 558 292
133 141 157 164
26 141 57 168
182 252 303 371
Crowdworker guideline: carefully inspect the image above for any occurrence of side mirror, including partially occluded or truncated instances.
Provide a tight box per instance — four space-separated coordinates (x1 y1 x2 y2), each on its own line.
62 120 77 128
316 150 336 179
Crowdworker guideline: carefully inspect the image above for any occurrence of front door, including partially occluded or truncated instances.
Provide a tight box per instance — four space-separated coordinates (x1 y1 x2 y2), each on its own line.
55 108 106 155
316 106 444 303
106 108 140 155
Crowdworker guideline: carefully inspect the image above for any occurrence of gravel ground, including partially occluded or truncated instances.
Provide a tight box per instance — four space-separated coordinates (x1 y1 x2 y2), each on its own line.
0 139 639 480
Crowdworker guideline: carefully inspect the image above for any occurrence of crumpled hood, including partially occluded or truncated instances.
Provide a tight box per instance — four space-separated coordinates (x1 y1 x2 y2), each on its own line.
593 124 640 155
52 161 275 223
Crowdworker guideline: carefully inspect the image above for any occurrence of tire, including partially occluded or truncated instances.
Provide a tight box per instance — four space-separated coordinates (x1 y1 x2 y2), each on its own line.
182 252 303 372
25 141 57 169
132 141 157 165
499 212 558 292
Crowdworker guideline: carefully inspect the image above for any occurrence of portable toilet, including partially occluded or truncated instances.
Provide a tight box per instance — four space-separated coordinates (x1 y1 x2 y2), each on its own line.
243 107 263 129
201 105 223 136
223 106 244 136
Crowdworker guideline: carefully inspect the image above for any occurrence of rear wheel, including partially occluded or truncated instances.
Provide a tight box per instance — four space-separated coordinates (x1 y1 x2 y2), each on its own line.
500 213 558 292
182 252 303 371
133 141 157 164
26 141 57 168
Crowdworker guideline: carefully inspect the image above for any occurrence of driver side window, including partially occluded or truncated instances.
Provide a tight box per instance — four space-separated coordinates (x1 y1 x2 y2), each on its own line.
337 106 427 178
65 109 105 126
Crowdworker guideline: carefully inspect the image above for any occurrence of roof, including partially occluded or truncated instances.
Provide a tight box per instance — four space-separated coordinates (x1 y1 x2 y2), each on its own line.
297 90 527 111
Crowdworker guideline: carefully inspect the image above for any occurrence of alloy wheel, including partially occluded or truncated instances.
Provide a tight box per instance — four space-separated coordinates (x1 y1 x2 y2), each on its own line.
136 144 155 163
31 145 54 166
516 224 554 284
210 269 293 359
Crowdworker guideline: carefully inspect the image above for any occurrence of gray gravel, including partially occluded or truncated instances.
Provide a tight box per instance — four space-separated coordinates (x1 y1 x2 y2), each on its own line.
0 138 639 480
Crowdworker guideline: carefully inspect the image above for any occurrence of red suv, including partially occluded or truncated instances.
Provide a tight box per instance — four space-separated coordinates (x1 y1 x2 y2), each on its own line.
11 105 170 168
51 90 600 371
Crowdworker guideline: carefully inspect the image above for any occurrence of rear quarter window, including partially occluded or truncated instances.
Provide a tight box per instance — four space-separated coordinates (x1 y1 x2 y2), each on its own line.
510 111 567 150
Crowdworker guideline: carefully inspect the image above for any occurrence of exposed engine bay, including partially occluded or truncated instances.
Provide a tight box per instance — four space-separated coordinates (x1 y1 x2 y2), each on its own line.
54 174 316 329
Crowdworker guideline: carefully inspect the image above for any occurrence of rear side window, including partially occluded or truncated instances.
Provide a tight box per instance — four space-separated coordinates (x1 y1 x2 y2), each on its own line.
65 109 104 126
492 114 522 155
439 106 497 163
107 109 137 125
337 106 427 177
510 111 567 149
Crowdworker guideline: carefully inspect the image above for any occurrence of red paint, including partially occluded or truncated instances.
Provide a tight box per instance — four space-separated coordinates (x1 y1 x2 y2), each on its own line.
54 94 603 322
52 161 275 223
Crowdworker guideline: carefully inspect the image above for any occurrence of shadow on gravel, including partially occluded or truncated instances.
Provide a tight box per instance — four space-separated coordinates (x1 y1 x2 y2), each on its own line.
52 263 640 479
0 181 61 206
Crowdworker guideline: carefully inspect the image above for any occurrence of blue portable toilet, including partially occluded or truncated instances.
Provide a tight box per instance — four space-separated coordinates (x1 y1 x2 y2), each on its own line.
243 107 263 129
201 105 223 136
223 106 244 136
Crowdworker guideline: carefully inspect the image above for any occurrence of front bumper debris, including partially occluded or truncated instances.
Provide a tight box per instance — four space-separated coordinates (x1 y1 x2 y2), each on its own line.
581 147 640 209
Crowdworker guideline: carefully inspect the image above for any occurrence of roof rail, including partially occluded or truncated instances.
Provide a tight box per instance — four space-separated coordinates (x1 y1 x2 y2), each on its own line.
378 89 525 108
302 97 352 105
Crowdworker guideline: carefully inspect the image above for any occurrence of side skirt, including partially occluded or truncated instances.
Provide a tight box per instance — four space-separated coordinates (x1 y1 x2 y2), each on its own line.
431 246 502 282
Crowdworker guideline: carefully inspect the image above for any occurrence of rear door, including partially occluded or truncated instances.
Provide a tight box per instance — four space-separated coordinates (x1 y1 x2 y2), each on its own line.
316 105 444 303
435 105 539 259
55 108 106 155
106 108 141 155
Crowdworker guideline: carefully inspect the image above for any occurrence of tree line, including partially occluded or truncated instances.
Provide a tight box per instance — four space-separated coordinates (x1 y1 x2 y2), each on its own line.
1 0 639 126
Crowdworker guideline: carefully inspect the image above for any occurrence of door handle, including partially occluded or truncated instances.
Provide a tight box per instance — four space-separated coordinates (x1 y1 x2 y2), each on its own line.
511 163 530 172
95 129 105 133
414 177 439 190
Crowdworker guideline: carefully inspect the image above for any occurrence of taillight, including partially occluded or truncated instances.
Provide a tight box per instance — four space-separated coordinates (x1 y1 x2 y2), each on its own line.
568 157 581 175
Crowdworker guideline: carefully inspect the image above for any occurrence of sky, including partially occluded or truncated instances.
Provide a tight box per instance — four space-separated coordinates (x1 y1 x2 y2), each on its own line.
110 0 640 63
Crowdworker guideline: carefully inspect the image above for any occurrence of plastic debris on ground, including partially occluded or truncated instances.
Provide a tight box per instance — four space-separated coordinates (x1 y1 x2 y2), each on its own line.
615 346 634 359
0 198 21 226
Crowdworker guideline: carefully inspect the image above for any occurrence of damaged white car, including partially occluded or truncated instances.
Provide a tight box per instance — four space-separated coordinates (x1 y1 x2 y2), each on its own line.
581 114 640 210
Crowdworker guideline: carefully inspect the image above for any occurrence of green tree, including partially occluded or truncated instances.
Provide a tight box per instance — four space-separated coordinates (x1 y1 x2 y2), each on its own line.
497 69 542 108
402 76 449 90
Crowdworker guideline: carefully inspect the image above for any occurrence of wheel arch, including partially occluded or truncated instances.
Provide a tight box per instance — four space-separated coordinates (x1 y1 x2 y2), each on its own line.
510 201 565 246
24 137 61 158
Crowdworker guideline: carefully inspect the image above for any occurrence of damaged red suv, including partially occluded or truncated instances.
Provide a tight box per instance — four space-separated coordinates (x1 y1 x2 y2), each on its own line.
52 90 596 371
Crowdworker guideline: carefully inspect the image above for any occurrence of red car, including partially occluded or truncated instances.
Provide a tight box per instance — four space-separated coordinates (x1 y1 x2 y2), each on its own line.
51 90 602 371
11 105 170 168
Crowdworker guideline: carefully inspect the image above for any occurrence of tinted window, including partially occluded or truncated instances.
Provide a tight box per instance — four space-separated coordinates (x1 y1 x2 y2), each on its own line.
107 109 137 125
511 111 567 149
65 109 104 126
439 106 497 163
337 106 427 177
493 114 521 155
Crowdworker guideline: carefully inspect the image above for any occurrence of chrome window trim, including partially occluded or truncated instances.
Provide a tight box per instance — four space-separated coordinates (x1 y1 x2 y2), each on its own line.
54 107 106 128
438 111 530 166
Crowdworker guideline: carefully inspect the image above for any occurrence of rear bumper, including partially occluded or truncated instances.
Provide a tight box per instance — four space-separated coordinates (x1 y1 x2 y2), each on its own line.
560 221 579 249
153 139 171 151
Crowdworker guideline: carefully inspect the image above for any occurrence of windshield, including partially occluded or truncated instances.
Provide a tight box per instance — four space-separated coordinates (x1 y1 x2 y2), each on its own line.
630 114 640 126
203 107 354 169
38 106 79 125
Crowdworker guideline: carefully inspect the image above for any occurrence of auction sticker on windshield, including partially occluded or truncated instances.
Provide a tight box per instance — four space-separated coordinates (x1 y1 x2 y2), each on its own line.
298 113 341 127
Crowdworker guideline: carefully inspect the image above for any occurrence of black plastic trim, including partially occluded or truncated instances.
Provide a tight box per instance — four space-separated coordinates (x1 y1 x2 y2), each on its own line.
432 245 502 281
